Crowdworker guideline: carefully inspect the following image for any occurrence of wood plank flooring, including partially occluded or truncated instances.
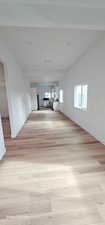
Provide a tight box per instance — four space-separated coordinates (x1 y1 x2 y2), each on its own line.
1 110 105 224
1 117 11 139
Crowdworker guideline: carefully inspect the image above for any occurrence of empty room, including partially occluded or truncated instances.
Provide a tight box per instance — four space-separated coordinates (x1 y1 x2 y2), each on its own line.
1 1 105 225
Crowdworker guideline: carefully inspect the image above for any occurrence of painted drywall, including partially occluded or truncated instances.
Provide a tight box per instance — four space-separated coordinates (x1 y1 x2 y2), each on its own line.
25 71 63 83
59 36 105 145
0 39 32 138
0 114 6 160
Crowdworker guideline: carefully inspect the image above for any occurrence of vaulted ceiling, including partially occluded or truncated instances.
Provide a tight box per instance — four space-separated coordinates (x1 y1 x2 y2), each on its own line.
0 0 105 82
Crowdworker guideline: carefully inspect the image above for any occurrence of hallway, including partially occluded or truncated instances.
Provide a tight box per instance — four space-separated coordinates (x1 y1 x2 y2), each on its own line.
1 110 105 224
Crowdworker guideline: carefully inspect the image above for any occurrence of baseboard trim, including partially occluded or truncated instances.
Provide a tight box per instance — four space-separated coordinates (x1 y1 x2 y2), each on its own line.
11 112 31 138
0 149 6 160
59 110 105 146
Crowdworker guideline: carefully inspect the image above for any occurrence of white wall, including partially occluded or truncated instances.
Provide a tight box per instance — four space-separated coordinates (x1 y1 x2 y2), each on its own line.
0 39 32 138
60 36 105 145
0 114 6 160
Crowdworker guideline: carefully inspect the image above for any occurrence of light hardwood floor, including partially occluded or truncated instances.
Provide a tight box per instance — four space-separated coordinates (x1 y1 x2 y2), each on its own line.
1 117 11 139
1 110 105 225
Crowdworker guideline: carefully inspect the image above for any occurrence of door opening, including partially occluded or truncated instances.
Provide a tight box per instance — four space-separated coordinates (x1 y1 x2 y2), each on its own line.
0 63 11 139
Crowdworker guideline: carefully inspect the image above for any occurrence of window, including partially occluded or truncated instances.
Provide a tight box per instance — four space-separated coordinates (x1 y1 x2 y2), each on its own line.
51 90 56 98
74 85 81 108
74 85 88 110
82 85 88 109
59 89 64 103
45 92 51 99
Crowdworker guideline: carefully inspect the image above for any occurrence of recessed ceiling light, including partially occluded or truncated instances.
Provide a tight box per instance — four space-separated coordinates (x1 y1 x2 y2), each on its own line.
25 40 32 45
44 59 52 63
66 41 71 46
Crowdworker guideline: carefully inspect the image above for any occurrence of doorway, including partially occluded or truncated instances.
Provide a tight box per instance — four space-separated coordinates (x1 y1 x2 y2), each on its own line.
0 63 11 139
30 83 60 111
37 85 54 111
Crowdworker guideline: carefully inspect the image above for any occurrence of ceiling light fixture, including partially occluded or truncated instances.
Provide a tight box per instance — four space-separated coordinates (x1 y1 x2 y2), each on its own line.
66 41 71 46
25 40 32 45
44 59 52 63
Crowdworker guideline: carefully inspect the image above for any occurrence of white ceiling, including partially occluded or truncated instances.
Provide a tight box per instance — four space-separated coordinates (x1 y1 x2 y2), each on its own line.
0 0 104 6
0 0 105 82
0 1 105 30
0 0 105 8
0 27 104 82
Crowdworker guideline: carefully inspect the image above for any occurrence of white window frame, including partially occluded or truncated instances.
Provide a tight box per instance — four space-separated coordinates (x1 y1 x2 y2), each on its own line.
74 85 88 110
59 89 64 103
44 92 51 99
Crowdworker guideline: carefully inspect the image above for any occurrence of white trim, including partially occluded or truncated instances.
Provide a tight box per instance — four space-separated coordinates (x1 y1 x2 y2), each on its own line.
0 148 6 160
